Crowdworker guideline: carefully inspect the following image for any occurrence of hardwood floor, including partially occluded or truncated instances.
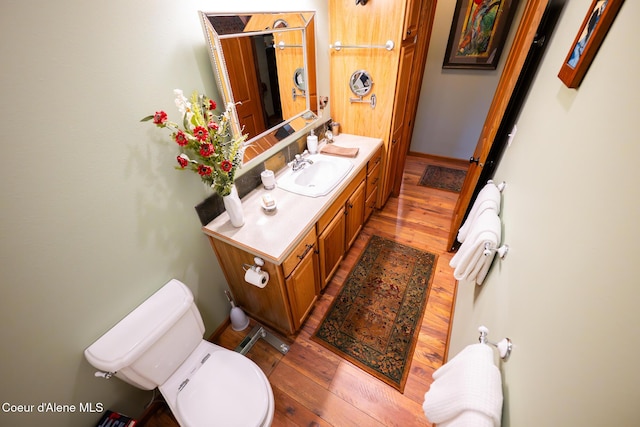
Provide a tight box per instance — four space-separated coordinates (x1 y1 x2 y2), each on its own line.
139 155 464 427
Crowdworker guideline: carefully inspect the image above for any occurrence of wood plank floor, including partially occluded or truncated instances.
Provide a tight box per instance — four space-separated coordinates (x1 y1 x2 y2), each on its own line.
139 155 465 427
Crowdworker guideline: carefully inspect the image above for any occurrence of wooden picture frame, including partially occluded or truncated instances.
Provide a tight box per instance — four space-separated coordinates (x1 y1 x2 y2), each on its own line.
558 0 624 88
443 0 520 70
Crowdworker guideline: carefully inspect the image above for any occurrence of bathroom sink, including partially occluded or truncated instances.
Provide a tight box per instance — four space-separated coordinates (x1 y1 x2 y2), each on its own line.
277 154 354 197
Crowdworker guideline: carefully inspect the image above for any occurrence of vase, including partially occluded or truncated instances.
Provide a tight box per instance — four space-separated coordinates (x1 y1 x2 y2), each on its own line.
222 185 244 227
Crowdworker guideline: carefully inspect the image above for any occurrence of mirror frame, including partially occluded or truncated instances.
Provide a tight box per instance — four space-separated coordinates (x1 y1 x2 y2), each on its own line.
199 11 319 175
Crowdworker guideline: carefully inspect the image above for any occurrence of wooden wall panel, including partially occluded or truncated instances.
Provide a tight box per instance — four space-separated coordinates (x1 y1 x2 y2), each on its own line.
328 0 405 141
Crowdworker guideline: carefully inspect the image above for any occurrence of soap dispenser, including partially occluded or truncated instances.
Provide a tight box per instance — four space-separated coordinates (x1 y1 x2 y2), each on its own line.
307 129 318 154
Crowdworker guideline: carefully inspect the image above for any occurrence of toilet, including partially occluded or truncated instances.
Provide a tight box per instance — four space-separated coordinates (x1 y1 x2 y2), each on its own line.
84 279 274 427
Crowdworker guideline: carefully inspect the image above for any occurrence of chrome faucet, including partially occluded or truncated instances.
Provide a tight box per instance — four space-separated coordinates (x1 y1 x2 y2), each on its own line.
290 153 314 171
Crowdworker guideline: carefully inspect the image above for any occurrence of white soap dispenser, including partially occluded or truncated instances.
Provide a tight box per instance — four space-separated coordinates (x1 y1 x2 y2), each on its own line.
307 129 318 154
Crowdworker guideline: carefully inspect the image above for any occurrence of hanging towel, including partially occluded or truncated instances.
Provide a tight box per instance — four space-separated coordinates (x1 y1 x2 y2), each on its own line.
439 410 496 427
457 182 501 243
449 208 501 285
423 344 503 426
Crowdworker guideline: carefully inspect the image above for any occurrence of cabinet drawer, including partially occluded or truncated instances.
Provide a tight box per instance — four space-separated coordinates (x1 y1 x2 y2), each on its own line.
365 187 378 221
368 146 383 172
282 227 316 278
366 161 380 198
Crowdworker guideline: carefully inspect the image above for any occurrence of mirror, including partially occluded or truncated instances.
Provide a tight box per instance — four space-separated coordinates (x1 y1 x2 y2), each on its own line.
349 70 373 97
199 12 318 172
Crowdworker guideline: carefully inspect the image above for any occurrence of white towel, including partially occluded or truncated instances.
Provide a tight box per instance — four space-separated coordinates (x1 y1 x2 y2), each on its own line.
457 182 501 243
439 410 496 427
449 209 501 285
423 344 503 426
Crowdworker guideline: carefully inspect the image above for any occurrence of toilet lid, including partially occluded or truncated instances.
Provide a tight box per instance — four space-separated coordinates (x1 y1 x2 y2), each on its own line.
176 350 270 427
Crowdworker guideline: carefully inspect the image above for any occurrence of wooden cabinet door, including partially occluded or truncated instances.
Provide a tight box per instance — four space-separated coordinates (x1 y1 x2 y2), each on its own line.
386 41 416 199
285 246 319 330
403 0 422 41
318 206 346 289
345 180 365 250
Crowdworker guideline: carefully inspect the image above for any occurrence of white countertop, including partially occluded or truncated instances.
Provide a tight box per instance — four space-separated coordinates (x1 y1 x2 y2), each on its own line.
202 133 383 264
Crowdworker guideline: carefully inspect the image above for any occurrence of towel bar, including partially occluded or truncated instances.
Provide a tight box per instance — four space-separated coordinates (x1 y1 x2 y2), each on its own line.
478 326 512 361
274 41 302 50
330 40 395 51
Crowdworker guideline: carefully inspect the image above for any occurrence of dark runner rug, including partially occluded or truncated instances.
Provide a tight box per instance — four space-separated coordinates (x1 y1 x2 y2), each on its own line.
418 165 466 192
312 235 437 392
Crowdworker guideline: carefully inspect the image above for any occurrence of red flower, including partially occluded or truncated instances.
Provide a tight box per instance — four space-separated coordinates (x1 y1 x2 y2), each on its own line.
473 0 483 4
153 111 168 126
174 130 188 146
209 99 217 110
198 165 212 176
199 143 214 157
176 155 188 168
193 126 209 142
208 121 219 131
220 159 233 172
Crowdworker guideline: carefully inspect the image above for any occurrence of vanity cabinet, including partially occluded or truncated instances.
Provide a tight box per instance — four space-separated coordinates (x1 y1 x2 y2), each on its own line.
209 226 318 336
203 135 382 337
209 238 296 334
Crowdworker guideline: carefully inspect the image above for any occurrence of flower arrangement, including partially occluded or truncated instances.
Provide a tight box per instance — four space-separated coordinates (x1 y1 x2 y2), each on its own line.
142 89 246 197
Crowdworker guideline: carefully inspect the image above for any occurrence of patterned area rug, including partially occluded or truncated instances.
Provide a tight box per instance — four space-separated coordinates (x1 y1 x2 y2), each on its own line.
312 235 437 392
418 165 467 192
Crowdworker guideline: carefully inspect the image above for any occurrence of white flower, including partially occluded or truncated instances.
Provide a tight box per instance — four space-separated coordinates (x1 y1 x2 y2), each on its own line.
173 89 191 116
178 153 197 164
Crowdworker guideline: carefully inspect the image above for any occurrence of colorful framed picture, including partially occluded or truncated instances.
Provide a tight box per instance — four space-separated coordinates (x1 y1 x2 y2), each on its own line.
443 0 520 70
558 0 624 88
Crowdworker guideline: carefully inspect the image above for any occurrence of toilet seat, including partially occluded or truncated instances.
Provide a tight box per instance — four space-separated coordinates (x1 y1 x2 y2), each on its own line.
175 350 271 427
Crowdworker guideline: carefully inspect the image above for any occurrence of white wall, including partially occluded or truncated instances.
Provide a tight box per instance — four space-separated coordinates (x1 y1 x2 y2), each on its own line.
0 1 328 425
447 1 640 425
410 1 523 160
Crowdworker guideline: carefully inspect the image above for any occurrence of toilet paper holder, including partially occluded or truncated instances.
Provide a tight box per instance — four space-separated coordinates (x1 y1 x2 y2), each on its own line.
243 257 270 288
243 257 266 273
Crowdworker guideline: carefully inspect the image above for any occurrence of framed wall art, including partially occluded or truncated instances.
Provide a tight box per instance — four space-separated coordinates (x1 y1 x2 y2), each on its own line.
558 0 624 88
443 0 520 70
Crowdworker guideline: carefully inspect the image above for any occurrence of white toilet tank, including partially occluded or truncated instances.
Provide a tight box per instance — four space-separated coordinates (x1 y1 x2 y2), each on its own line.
84 279 205 390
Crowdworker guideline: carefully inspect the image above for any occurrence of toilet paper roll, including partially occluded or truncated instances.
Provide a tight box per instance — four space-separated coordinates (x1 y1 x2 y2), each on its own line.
244 268 269 288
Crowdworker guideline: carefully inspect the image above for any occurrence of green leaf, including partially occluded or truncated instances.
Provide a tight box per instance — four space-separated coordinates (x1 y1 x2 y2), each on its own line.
140 115 155 122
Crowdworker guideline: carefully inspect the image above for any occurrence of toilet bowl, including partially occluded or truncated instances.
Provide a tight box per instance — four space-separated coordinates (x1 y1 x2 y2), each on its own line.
84 279 274 427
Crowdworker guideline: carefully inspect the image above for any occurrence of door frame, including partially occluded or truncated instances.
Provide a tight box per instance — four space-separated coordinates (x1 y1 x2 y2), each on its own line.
447 0 562 250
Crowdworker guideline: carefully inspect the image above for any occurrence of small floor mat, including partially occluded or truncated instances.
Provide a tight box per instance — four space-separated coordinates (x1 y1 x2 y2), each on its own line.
418 165 466 193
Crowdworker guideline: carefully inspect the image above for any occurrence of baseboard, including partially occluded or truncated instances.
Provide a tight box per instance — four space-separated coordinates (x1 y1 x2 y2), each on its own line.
408 151 469 169
207 317 232 342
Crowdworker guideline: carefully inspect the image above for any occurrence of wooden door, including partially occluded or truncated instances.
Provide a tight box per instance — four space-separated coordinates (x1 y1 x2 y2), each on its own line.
285 246 319 330
221 37 267 140
318 207 346 289
345 181 366 249
388 41 416 198
447 0 553 250
402 0 422 41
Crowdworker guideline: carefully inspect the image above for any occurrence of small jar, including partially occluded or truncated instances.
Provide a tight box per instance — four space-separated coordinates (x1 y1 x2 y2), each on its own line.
331 122 340 136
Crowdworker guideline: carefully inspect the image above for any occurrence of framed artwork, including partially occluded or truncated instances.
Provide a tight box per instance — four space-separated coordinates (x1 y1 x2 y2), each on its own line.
443 0 520 70
558 0 624 88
